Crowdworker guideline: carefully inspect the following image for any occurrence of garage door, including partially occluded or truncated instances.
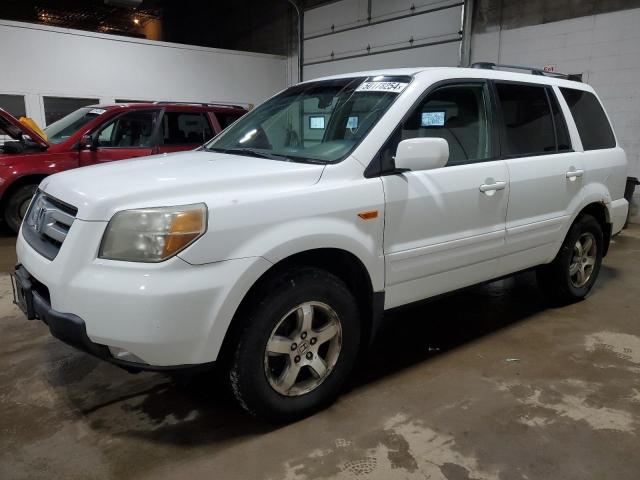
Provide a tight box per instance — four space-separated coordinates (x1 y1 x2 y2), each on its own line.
303 0 464 79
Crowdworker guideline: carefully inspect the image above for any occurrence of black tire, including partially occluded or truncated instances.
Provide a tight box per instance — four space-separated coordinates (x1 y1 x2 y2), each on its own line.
536 214 603 305
228 267 360 423
4 184 38 234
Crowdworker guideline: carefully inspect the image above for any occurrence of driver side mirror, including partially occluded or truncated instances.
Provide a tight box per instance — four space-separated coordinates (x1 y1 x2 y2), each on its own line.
80 134 97 151
395 137 449 172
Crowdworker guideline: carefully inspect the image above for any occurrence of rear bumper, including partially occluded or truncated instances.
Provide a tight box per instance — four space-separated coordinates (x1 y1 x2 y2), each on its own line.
610 198 628 235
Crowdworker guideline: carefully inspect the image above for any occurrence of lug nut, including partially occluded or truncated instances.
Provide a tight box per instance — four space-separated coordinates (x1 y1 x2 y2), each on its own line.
310 337 317 345
306 352 313 360
291 343 297 351
301 332 307 339
294 355 301 363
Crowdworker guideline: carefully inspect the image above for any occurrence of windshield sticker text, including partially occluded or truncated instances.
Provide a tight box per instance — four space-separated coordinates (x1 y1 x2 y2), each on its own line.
356 81 408 93
89 108 106 115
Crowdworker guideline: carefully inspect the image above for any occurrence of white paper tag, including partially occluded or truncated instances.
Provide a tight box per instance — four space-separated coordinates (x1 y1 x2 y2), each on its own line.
89 108 106 115
355 81 408 93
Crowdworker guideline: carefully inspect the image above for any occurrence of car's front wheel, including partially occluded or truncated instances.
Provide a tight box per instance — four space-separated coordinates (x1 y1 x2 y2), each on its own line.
536 214 603 305
4 184 38 234
228 267 360 422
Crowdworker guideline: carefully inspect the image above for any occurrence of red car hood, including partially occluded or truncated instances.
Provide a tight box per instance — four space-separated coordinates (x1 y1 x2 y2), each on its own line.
0 108 49 148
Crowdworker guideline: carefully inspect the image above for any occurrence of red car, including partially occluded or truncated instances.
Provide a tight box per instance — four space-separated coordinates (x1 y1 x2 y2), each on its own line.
0 102 247 232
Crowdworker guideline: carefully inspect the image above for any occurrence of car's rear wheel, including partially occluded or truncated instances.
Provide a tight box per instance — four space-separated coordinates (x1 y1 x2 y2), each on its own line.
228 267 360 422
536 214 603 305
4 184 38 234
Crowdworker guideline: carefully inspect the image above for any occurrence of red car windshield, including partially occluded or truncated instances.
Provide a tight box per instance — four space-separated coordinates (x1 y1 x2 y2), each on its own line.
44 107 102 144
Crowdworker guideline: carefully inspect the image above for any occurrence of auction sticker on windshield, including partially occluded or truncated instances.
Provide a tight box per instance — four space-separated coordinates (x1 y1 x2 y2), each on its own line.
355 81 408 93
89 109 106 115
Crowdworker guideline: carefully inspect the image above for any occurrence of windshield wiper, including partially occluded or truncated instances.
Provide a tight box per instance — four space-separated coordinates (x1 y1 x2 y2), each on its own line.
206 146 328 165
207 147 291 161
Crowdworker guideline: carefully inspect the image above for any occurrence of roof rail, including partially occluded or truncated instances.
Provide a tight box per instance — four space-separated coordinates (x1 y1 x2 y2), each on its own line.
471 62 582 82
152 101 248 109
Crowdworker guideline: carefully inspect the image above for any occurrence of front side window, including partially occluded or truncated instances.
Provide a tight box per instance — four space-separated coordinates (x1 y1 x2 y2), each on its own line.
43 96 99 126
162 112 213 145
495 83 556 156
399 83 492 166
96 110 159 148
204 76 410 163
44 107 102 144
560 88 616 150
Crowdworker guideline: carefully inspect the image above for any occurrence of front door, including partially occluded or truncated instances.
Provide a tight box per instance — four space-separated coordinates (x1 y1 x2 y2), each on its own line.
79 109 160 165
381 81 509 308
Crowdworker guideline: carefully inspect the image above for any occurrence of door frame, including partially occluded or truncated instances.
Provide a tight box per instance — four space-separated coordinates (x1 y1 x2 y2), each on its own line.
364 77 502 178
89 107 164 154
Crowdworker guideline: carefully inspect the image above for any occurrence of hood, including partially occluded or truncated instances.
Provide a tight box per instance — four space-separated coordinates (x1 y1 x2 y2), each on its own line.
41 150 325 221
0 108 49 148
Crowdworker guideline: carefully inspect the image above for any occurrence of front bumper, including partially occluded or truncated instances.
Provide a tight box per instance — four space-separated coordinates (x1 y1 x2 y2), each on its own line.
16 219 272 367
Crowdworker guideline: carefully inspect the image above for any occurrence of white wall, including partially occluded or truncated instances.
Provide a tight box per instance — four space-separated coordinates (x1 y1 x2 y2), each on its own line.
0 20 289 127
303 0 463 79
471 7 640 181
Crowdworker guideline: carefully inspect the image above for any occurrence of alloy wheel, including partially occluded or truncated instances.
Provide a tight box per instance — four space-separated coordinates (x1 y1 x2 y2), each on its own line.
263 301 342 396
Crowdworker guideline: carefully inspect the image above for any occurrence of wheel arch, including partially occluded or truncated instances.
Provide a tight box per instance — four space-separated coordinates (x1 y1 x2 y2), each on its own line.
576 201 611 256
218 247 382 365
0 173 48 206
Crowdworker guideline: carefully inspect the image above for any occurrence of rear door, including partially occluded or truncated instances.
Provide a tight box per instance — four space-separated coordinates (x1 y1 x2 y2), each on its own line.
382 80 510 308
493 82 584 275
79 109 161 165
157 110 214 154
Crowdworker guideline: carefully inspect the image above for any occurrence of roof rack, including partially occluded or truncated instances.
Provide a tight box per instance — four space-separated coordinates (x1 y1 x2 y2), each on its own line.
471 62 582 82
152 101 248 109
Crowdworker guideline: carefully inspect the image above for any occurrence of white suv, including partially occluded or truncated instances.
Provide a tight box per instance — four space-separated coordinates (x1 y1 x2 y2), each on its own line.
12 64 628 421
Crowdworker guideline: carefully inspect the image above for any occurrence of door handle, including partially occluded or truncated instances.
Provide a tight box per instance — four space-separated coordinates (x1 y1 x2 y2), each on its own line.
566 169 584 180
479 181 507 193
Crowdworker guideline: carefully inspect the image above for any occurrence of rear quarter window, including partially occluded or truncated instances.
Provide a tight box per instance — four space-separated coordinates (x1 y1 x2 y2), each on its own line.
560 88 616 150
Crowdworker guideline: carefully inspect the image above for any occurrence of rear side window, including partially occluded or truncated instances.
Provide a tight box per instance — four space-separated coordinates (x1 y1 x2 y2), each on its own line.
216 112 244 129
162 112 213 145
560 88 616 150
495 83 556 156
548 90 572 151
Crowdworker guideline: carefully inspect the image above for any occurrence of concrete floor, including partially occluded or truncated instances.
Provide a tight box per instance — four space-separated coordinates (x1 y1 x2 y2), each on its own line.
1 227 640 480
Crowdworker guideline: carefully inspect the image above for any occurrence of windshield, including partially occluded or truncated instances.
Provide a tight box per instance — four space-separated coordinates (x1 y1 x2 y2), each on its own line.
204 75 411 163
44 107 102 144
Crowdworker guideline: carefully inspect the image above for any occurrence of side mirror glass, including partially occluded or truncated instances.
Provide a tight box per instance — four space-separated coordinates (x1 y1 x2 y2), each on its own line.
395 137 449 172
81 134 96 151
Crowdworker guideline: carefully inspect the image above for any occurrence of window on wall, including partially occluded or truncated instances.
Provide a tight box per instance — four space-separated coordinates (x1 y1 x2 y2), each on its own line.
43 96 99 126
560 88 616 151
396 83 492 166
97 110 159 148
162 112 213 145
495 83 557 156
0 94 26 118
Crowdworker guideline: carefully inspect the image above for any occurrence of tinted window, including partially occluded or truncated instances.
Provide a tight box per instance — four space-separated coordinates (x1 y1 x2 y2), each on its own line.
0 94 26 117
398 83 492 166
97 110 158 148
43 96 99 125
44 107 101 144
496 83 556 155
560 88 615 150
548 90 572 151
162 112 213 145
216 112 245 129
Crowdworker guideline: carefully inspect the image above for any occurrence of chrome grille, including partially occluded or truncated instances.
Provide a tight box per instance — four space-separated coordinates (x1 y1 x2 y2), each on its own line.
23 191 77 260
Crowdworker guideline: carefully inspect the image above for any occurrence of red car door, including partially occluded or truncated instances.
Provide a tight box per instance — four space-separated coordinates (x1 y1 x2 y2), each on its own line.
79 109 161 166
156 110 214 154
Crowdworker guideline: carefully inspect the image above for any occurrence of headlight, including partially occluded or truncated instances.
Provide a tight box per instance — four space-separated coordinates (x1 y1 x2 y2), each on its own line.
99 203 207 262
